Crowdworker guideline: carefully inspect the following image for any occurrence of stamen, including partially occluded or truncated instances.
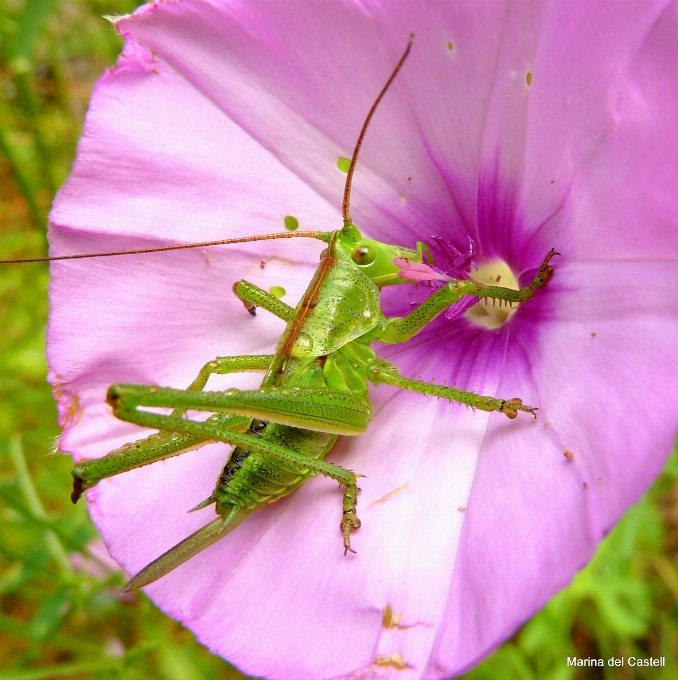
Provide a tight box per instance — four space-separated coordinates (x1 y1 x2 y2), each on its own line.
393 258 452 282
401 237 477 321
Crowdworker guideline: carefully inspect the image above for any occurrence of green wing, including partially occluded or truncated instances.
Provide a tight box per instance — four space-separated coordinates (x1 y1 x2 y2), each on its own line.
277 258 380 357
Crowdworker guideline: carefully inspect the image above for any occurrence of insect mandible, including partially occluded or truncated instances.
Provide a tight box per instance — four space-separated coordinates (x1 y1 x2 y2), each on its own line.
1 36 556 592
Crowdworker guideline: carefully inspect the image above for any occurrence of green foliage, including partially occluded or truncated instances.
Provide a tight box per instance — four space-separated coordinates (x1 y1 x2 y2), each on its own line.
1 2 677 679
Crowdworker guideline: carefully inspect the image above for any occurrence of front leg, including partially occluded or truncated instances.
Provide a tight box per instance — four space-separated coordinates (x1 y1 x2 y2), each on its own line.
233 280 295 320
373 249 557 344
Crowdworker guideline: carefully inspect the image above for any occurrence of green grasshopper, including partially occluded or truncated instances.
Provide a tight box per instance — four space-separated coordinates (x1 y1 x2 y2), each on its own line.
2 38 556 591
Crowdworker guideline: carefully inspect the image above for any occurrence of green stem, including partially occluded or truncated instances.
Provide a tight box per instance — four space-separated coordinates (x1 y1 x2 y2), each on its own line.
14 71 56 198
8 435 73 577
0 123 45 228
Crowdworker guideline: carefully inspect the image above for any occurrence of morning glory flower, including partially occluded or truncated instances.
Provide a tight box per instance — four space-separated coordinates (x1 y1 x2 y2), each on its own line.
48 1 678 678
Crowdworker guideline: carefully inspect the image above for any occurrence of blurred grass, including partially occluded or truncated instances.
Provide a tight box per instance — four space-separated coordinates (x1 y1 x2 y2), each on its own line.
0 1 676 679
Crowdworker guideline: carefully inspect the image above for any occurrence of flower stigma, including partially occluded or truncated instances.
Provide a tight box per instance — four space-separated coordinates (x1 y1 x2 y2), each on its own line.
465 259 520 329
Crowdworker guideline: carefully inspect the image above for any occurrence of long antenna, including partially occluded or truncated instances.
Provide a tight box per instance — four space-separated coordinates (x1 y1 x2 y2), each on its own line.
0 231 331 265
342 34 414 227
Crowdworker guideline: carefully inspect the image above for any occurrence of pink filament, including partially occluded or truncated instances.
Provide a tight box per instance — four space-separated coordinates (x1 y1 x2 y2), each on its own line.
393 258 453 282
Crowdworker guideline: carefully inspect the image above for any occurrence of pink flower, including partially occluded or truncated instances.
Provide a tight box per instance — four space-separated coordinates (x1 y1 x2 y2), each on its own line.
69 538 122 580
48 1 678 678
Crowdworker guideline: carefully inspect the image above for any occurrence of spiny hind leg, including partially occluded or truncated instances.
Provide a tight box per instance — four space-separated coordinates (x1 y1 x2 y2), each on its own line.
108 384 371 436
107 392 364 551
70 412 251 502
233 280 294 321
72 355 274 501
368 361 536 419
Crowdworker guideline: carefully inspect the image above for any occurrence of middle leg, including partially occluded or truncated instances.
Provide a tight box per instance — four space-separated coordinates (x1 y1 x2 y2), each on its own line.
367 360 535 419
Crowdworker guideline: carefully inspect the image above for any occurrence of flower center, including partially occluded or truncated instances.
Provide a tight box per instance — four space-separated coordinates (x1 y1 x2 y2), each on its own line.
465 260 519 329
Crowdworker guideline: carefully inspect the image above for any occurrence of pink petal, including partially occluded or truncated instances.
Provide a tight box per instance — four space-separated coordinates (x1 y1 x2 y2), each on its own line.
415 260 678 674
114 0 526 247
49 33 336 460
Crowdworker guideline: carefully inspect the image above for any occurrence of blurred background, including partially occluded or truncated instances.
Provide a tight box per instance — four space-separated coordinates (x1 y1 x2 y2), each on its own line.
0 1 677 678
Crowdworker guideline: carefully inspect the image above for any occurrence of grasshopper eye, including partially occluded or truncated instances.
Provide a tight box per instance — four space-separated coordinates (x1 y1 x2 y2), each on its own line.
351 245 376 266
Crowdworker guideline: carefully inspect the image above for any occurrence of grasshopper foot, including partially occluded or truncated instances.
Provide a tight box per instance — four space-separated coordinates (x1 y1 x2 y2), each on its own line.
70 474 95 503
500 398 537 420
231 281 257 315
532 249 559 290
518 249 559 302
71 477 86 504
342 485 361 555
71 464 99 503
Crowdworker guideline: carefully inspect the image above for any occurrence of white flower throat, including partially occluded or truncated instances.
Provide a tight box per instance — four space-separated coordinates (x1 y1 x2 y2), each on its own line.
465 260 520 329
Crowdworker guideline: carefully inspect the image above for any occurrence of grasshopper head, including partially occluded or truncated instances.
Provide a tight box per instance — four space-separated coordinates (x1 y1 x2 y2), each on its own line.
329 223 430 287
